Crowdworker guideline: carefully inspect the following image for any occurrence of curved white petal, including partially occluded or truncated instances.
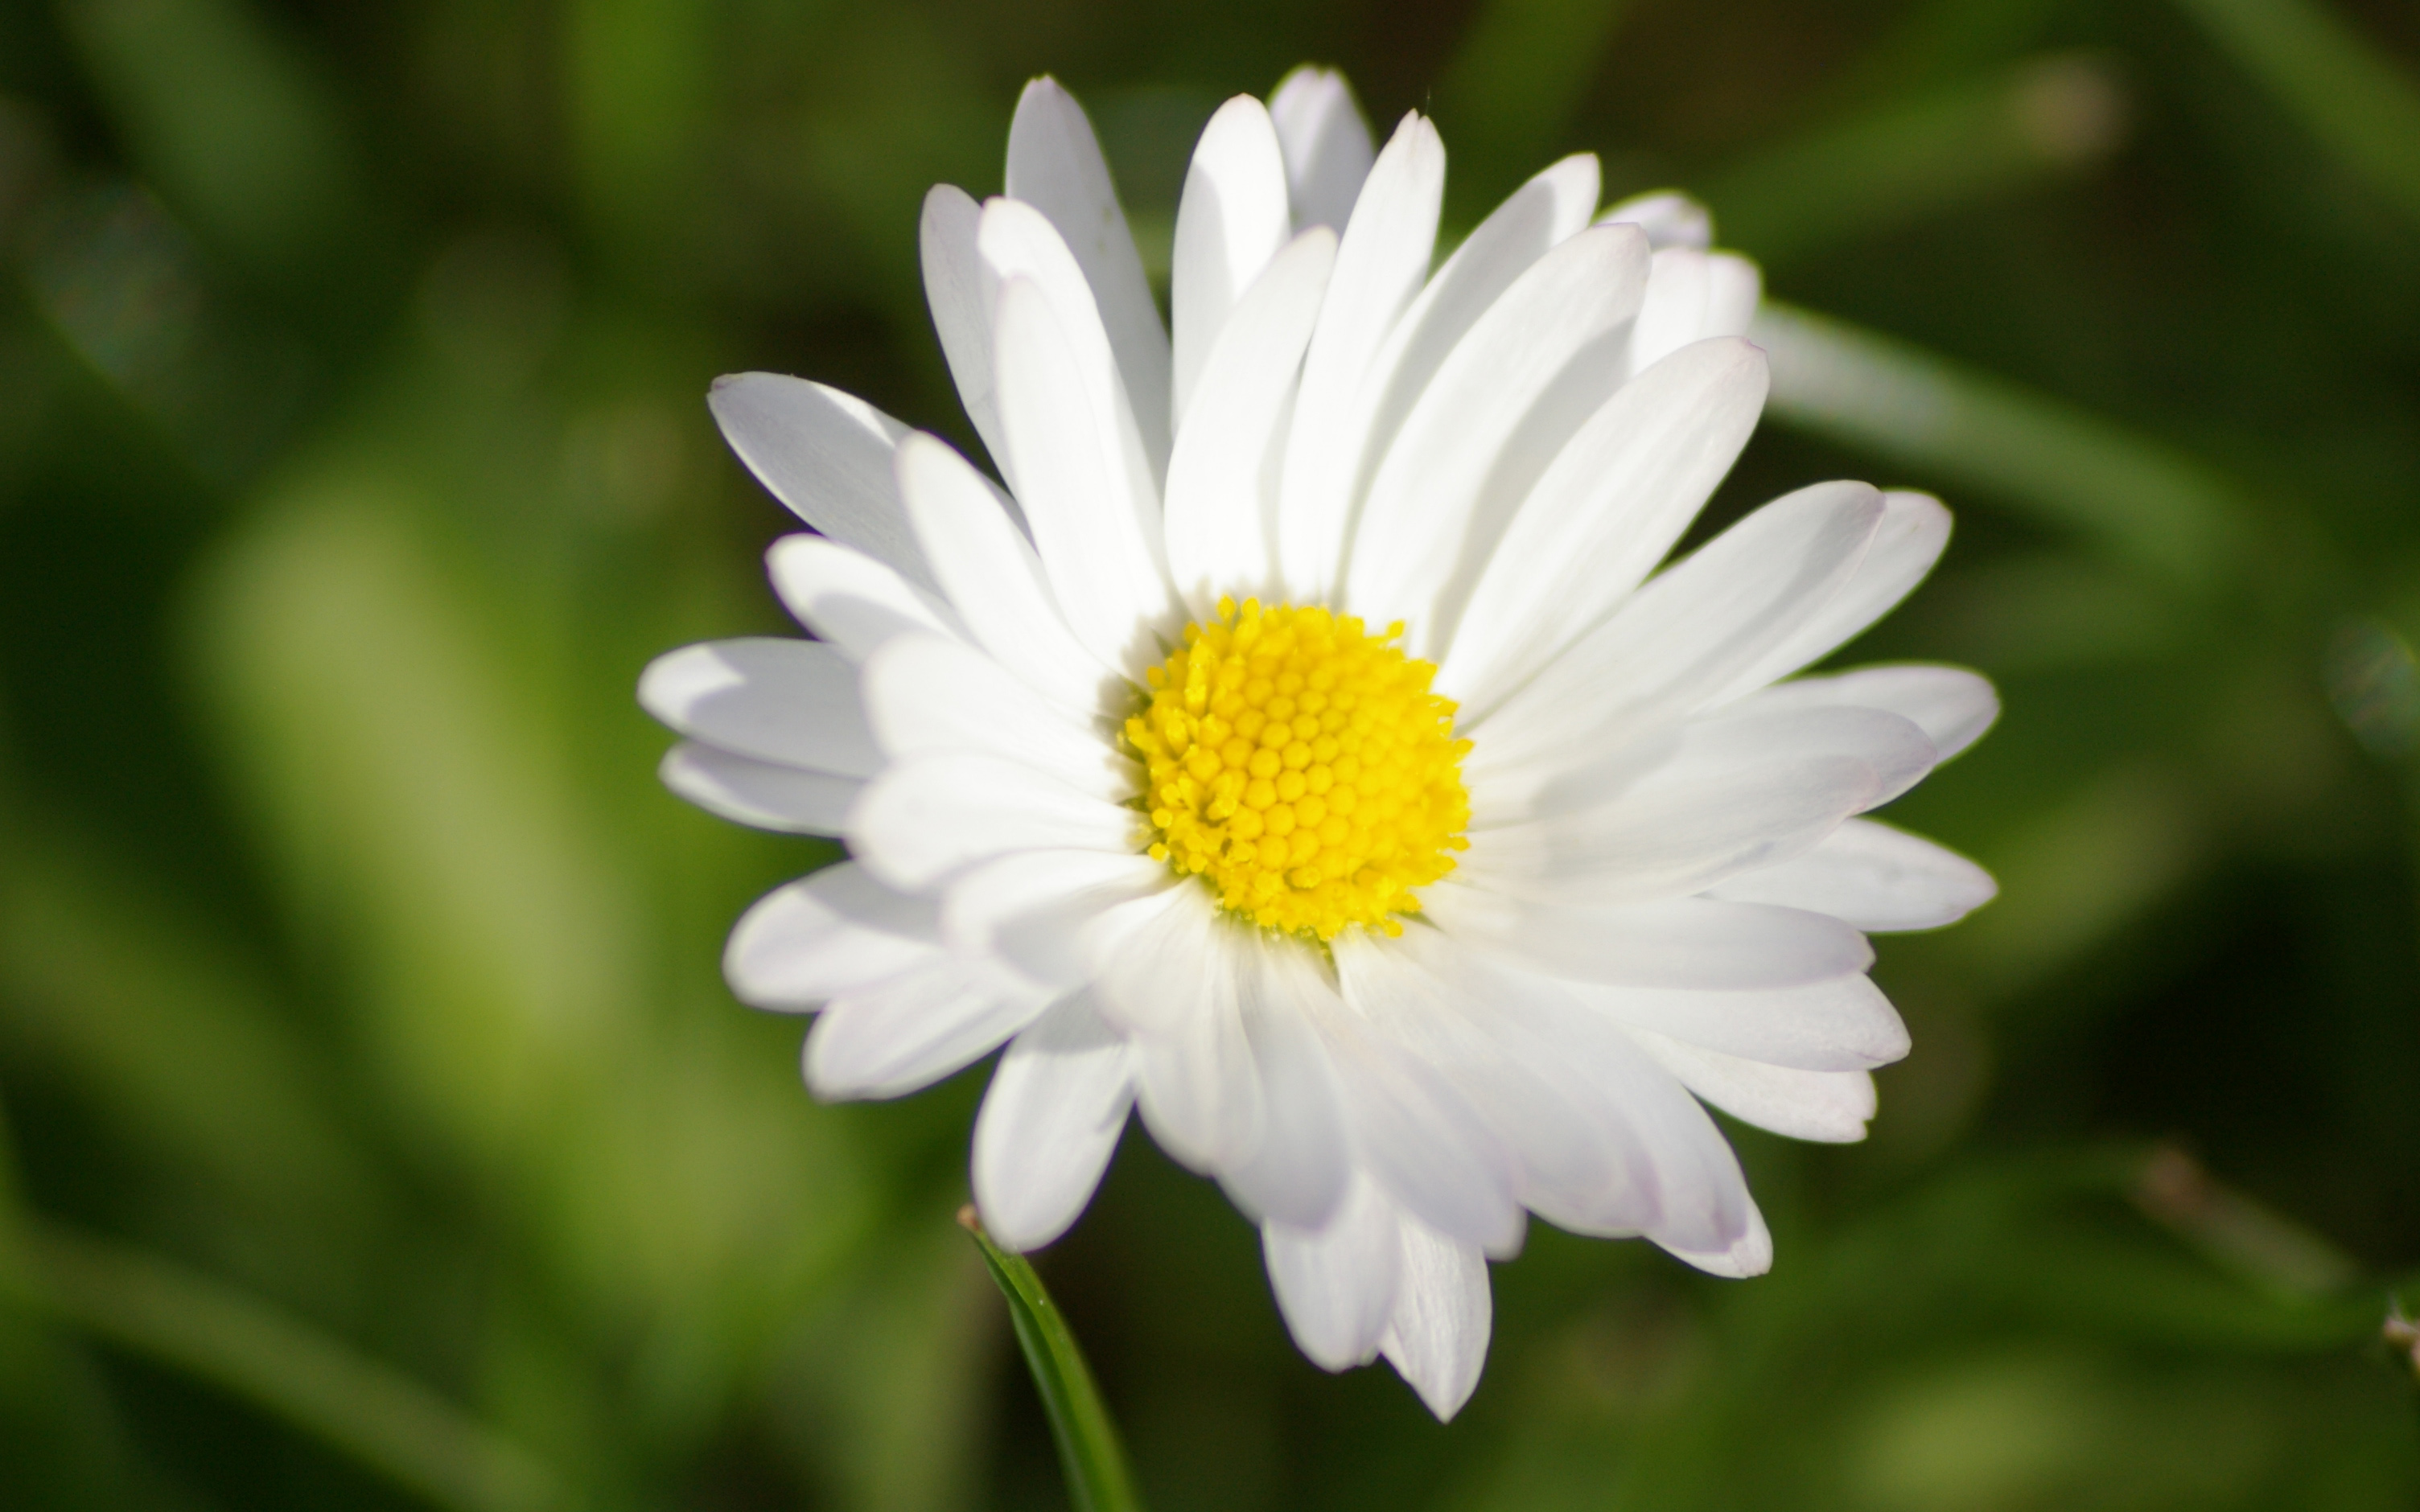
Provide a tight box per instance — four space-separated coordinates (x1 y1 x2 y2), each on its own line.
1221 944 1352 1229
660 742 860 836
708 373 937 592
1379 1218 1490 1420
1468 481 1884 787
765 534 964 662
893 432 1116 714
1656 1200 1772 1278
1424 884 1874 991
639 638 882 775
1267 67 1375 232
858 633 1124 798
724 864 940 1010
992 273 1175 677
1706 489 1953 702
1624 249 1762 380
921 185 1011 479
1347 222 1652 653
1735 663 1999 762
1707 816 1997 931
1572 972 1911 1073
1440 336 1771 710
974 989 1135 1251
1163 228 1336 615
1315 154 1603 610
1088 887 1264 1172
1171 95 1294 430
1274 111 1445 600
1463 705 1935 904
1004 77 1171 472
1334 928 1647 1238
848 752 1138 890
1262 1173 1401 1370
944 848 1171 992
805 959 1051 1099
1598 189 1711 249
1626 1024 1878 1143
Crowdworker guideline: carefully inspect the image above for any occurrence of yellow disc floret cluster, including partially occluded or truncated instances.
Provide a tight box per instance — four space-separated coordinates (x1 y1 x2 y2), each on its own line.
1126 598 1471 940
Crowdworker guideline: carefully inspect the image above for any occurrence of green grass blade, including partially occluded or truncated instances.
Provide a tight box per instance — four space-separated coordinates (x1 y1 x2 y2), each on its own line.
7 1221 571 1512
960 1209 1144 1512
2172 0 2420 231
1751 300 2256 594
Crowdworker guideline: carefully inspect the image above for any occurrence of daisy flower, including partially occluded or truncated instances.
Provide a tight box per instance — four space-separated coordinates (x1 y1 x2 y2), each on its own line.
640 67 1997 1419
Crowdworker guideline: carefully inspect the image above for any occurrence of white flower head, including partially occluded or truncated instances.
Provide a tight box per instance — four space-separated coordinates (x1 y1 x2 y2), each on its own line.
641 67 1998 1420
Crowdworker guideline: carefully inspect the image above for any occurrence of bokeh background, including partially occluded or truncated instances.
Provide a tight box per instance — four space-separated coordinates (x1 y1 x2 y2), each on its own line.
2 0 2418 1506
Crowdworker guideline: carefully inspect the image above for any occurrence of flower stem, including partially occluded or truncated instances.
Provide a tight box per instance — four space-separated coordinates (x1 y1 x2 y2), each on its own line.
959 1207 1145 1512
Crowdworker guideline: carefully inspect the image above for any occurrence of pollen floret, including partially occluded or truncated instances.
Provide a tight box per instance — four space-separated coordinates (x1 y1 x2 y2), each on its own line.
1126 596 1471 939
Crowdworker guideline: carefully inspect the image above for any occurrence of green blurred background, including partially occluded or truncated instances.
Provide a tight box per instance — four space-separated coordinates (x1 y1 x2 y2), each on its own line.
2 0 2418 1506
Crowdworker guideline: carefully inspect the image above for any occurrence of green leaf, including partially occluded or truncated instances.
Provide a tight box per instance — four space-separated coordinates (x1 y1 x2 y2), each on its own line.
960 1209 1145 1512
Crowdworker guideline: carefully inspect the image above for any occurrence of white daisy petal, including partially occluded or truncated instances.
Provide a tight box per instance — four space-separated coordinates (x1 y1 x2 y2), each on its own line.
1624 249 1764 380
848 752 1138 891
1488 971 1764 1262
1316 153 1603 609
1657 1202 1773 1279
1267 66 1375 232
944 848 1171 992
1735 663 2000 762
893 432 1116 714
1467 480 1885 783
1263 1173 1401 1371
765 534 965 662
659 742 860 836
992 273 1175 676
1707 816 1998 931
1222 944 1352 1228
1707 489 1953 702
1464 706 1935 904
1425 883 1875 991
1379 1218 1491 1421
1089 889 1265 1172
708 373 938 592
639 638 882 776
1439 336 1771 709
1625 1024 1879 1143
1573 972 1911 1073
1348 222 1652 652
858 633 1124 797
1274 111 1445 600
974 989 1134 1251
921 185 1012 480
1335 929 1648 1238
805 959 1052 1100
724 864 940 1010
1163 228 1336 615
1171 95 1295 431
1004 77 1172 472
1307 990 1524 1253
1597 189 1711 249
982 198 1167 537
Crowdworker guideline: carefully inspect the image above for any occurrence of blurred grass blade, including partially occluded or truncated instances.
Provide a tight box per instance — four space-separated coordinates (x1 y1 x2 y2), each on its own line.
2171 0 2420 230
1751 300 2253 593
1706 53 2127 269
960 1209 1144 1512
10 1221 569 1512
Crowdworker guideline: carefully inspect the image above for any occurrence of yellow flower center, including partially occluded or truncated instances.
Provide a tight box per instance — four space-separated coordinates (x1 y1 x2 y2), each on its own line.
1125 598 1471 941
